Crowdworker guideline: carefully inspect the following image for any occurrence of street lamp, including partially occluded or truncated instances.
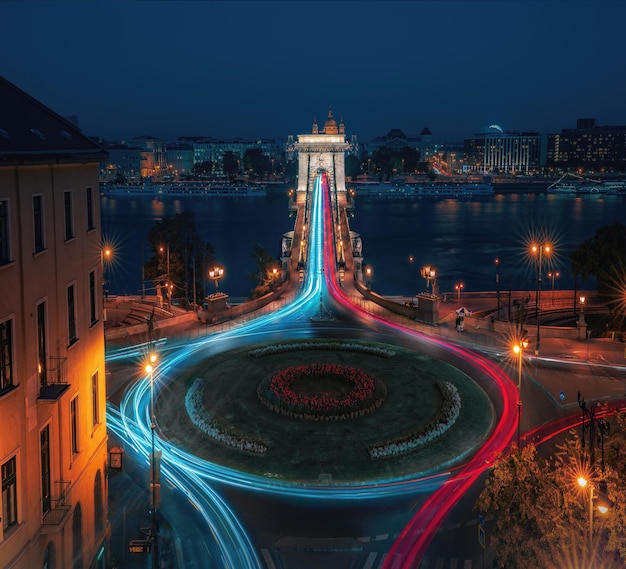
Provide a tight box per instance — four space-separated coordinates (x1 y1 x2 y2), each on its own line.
548 270 560 304
102 245 113 299
365 266 372 290
513 335 529 447
145 351 159 567
208 266 224 294
530 242 551 355
159 244 170 284
495 257 500 320
577 476 611 552
421 265 437 296
577 391 612 551
455 282 464 303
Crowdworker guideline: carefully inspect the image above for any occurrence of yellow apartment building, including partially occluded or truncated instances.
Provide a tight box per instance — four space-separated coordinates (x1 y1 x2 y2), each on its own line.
0 76 110 569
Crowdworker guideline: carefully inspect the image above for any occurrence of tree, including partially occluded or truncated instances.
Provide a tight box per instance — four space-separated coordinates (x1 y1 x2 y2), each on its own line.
192 160 213 178
570 222 626 324
222 151 239 180
143 212 215 306
476 428 626 568
249 243 280 299
345 154 362 181
243 148 269 179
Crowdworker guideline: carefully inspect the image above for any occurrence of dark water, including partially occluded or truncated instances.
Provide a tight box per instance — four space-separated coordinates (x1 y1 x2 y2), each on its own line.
101 190 626 299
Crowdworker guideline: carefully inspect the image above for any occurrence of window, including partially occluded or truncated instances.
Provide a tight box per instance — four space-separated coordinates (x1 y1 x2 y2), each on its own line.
67 284 77 345
0 319 13 393
94 470 103 534
33 195 45 253
41 426 51 515
72 502 82 569
37 302 47 387
88 271 97 325
91 371 99 426
0 199 9 265
2 455 17 531
86 187 95 231
63 191 74 241
70 397 79 455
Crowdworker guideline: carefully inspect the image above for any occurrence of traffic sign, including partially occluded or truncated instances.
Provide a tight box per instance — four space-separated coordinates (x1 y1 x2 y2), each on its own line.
129 539 151 554
478 512 484 527
559 391 565 401
478 525 486 549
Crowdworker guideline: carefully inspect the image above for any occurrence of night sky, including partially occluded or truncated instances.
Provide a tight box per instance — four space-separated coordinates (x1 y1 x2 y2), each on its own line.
3 1 626 143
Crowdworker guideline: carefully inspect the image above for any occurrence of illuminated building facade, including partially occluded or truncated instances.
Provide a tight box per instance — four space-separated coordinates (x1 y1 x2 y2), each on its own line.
463 126 541 174
546 118 626 171
0 76 110 569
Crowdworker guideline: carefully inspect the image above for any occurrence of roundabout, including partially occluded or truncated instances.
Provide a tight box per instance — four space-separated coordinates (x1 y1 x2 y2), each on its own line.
156 339 495 483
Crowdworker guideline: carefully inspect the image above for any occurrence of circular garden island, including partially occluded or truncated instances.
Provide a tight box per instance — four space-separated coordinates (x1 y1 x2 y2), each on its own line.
156 339 494 484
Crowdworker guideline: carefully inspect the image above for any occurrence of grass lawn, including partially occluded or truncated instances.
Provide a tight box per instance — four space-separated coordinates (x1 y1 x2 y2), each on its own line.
156 339 494 484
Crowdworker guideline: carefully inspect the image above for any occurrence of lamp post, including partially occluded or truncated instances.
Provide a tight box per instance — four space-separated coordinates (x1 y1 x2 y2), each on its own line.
455 282 464 303
577 476 611 552
513 336 529 447
365 266 372 290
421 265 437 296
102 245 113 298
547 270 560 304
159 244 170 283
495 257 500 320
208 266 224 294
145 351 159 567
577 391 612 552
531 242 551 355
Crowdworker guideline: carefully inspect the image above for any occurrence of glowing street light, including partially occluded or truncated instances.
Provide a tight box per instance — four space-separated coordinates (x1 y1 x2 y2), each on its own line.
455 282 464 303
208 266 224 293
577 476 611 551
530 242 551 355
144 351 159 566
513 335 529 447
548 270 560 303
365 266 372 290
421 265 437 295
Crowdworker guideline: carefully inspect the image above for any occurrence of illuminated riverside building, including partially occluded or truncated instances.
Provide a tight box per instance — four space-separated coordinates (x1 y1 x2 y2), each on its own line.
546 118 626 171
0 76 110 569
463 125 541 174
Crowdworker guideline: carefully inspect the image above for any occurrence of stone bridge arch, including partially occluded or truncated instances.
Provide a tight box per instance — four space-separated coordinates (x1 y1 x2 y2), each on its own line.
294 108 350 203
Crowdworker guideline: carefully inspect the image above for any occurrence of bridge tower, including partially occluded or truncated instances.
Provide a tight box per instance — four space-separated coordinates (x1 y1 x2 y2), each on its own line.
294 107 350 206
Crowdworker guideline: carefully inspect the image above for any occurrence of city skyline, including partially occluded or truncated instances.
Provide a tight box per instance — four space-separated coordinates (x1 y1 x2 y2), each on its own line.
3 1 626 143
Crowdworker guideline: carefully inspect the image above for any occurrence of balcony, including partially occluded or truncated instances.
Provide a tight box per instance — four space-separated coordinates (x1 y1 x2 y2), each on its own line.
41 480 71 531
38 356 69 400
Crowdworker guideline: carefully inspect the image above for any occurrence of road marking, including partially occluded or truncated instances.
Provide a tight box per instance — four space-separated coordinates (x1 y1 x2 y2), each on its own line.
261 548 277 569
358 536 371 542
374 533 389 541
464 560 473 569
362 552 377 569
449 559 458 569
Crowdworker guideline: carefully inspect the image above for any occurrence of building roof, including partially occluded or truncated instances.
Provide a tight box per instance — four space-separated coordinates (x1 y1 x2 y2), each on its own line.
0 75 108 165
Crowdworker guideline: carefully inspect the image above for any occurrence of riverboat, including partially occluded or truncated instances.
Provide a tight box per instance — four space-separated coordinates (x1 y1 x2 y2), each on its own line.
355 181 494 199
100 181 267 197
547 174 626 195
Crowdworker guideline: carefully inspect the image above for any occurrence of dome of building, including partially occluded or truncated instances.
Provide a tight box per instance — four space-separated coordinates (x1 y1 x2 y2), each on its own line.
322 107 339 135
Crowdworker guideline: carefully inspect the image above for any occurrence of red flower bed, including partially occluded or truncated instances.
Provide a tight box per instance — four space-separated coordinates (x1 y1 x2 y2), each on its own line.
258 363 386 421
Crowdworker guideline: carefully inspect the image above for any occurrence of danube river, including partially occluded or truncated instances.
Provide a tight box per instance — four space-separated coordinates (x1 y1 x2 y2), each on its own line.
101 189 626 300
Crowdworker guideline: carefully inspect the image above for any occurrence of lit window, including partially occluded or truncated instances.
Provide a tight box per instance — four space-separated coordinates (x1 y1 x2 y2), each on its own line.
67 284 77 345
0 199 10 265
2 455 17 531
63 191 74 241
0 319 14 393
